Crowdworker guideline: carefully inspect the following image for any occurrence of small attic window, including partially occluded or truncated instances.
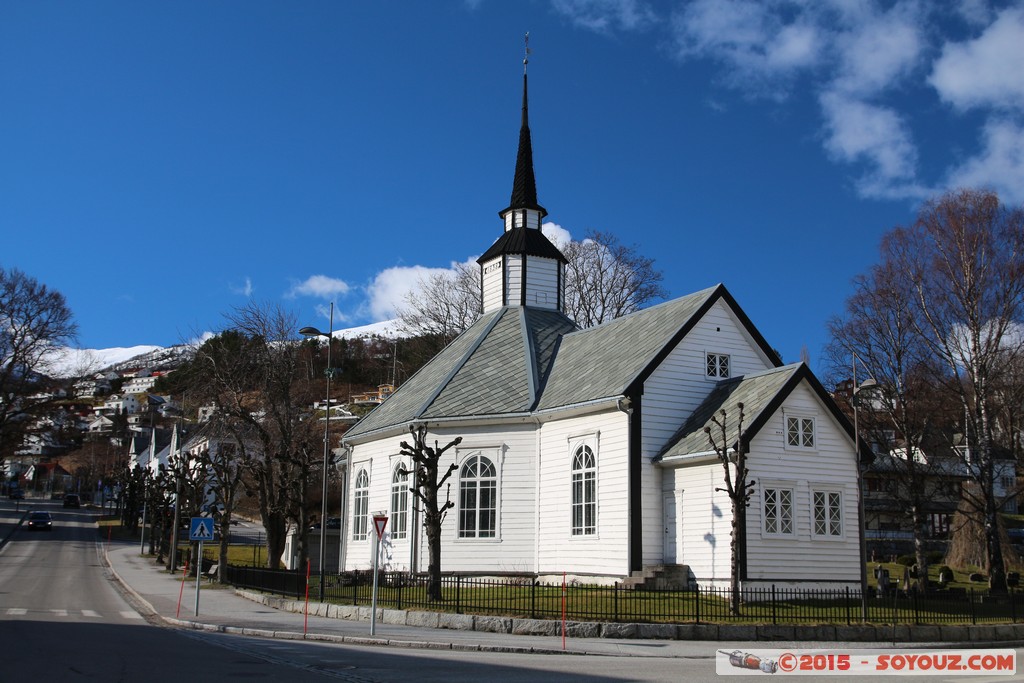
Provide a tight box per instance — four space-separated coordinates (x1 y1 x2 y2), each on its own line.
706 352 730 379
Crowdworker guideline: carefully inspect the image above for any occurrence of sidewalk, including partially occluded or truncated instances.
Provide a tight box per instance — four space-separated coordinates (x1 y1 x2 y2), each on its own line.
102 540 723 658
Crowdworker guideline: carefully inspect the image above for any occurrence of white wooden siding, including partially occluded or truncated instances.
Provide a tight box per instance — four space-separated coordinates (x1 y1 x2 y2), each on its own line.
661 381 861 588
505 256 523 307
481 257 504 313
743 383 860 586
504 209 542 230
523 256 559 310
346 424 541 573
537 409 631 576
640 299 774 566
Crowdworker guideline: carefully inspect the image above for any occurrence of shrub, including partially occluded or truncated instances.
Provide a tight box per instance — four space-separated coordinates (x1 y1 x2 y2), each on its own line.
895 554 916 566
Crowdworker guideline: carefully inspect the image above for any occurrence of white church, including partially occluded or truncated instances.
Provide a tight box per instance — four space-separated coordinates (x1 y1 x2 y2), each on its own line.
339 68 865 590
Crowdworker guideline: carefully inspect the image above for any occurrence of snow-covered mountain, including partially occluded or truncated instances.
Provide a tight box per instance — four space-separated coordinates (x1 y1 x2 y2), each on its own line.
47 319 405 379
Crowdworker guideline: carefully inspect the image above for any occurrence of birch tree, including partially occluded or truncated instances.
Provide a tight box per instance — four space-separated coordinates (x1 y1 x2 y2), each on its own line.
882 188 1024 593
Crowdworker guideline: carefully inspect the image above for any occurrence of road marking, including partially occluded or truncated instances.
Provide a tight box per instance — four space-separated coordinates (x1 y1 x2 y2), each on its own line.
6 608 26 615
51 609 68 617
120 611 143 620
81 609 101 618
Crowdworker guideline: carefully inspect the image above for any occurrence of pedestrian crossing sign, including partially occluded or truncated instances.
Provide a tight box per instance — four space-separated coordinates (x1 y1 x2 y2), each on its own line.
189 517 215 542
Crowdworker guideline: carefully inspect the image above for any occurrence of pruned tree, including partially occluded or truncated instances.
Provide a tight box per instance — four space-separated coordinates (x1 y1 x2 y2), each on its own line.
184 417 250 581
705 403 755 615
0 267 77 459
562 230 668 328
398 425 462 602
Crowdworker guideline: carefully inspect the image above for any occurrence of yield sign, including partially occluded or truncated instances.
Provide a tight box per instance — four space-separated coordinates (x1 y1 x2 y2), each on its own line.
189 517 214 542
372 514 388 539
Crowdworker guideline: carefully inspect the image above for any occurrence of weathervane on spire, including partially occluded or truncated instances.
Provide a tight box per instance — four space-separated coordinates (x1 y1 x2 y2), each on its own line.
523 32 531 74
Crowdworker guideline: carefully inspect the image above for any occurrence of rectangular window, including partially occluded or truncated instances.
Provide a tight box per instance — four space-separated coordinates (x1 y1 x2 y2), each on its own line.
706 352 730 379
763 487 794 535
786 416 815 448
813 490 843 537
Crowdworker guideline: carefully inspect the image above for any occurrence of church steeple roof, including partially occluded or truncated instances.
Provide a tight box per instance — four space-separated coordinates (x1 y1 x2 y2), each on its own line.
499 69 547 219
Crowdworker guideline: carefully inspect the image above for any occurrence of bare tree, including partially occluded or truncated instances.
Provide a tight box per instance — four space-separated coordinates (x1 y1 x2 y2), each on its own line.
188 303 321 570
885 188 1024 593
705 403 755 615
398 425 462 602
397 262 481 343
0 267 77 458
562 230 668 328
397 230 668 340
825 258 956 582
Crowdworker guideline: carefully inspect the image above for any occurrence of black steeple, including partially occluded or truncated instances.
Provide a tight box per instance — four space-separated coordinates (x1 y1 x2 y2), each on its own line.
499 53 547 219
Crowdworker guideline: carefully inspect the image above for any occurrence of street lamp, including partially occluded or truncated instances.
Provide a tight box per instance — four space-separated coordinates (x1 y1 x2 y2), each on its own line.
300 301 334 601
852 353 877 620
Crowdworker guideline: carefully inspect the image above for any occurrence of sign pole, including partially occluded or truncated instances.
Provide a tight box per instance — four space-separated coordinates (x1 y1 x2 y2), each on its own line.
370 513 388 636
194 539 202 616
188 516 215 617
370 532 379 635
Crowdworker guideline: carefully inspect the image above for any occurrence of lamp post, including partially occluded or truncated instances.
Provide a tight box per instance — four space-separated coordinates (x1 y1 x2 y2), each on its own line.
852 354 877 620
300 302 334 601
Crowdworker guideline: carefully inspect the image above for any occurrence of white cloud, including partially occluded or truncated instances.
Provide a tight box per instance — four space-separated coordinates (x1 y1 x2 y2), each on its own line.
929 7 1024 112
669 0 823 95
551 0 658 33
830 4 924 97
542 221 572 248
286 274 351 299
945 119 1024 204
365 260 477 321
819 91 927 199
230 277 253 297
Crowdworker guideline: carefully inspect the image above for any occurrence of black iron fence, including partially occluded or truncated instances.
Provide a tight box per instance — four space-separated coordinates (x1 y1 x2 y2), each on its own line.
221 568 1024 626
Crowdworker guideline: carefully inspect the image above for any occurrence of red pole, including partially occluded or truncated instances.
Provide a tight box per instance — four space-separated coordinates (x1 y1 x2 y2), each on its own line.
304 558 311 635
176 559 189 618
562 571 567 650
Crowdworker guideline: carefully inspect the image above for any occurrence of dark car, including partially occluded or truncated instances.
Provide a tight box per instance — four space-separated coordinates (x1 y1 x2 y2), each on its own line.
62 493 81 508
9 489 24 500
27 511 52 531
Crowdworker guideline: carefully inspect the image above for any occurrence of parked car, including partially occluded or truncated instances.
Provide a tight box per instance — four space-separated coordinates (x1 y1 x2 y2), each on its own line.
63 494 81 508
27 511 52 531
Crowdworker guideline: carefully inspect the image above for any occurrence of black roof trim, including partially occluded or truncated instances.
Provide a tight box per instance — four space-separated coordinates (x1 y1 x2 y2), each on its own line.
625 284 783 396
477 226 568 264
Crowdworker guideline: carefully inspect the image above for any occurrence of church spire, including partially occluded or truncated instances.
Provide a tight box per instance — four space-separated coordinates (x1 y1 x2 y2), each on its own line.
500 33 547 221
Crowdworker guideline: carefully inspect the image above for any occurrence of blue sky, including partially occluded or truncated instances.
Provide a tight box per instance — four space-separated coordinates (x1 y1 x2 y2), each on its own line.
4 1 1023 374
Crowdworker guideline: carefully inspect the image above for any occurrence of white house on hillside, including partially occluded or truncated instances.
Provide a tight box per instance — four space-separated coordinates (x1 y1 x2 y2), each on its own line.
340 70 866 590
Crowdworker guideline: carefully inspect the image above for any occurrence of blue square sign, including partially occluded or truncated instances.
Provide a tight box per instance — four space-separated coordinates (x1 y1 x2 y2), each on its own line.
189 517 215 542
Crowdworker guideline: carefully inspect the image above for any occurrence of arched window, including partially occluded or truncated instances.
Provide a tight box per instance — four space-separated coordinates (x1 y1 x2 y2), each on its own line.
353 469 369 541
391 465 409 540
571 444 597 536
458 455 496 538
